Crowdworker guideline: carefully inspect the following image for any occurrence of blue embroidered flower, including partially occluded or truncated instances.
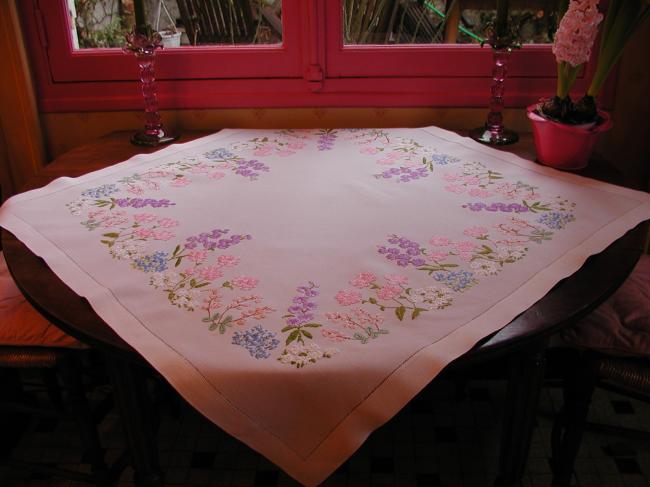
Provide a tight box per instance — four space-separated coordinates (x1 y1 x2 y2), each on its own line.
204 148 236 160
433 270 476 292
232 325 280 359
133 251 169 273
431 154 461 165
82 184 119 199
537 212 575 230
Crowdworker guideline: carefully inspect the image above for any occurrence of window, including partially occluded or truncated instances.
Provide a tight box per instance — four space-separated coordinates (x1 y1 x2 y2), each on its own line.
20 0 608 111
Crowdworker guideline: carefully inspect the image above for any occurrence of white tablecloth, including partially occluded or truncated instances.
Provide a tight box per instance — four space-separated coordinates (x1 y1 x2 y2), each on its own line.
1 126 648 485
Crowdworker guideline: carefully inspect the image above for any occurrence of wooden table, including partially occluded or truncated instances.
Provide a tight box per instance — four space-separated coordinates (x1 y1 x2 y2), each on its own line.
3 131 646 487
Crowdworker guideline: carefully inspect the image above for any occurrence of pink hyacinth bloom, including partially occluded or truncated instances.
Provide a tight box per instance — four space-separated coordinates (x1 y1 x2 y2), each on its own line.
384 274 409 285
276 150 295 157
231 276 259 290
442 173 460 182
157 217 179 228
376 285 402 301
350 272 377 288
199 265 224 281
429 236 452 247
335 290 362 306
186 250 208 263
216 255 240 267
208 171 226 180
552 0 603 67
134 228 155 238
468 188 492 198
463 226 489 238
133 213 157 224
428 251 448 262
321 328 348 342
153 231 174 241
170 177 190 187
455 241 478 252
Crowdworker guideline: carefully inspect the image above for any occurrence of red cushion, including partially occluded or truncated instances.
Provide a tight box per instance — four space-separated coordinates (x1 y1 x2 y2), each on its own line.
0 252 83 348
561 254 650 357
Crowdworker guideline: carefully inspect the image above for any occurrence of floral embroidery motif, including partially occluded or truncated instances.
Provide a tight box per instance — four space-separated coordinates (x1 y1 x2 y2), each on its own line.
347 129 462 182
278 282 338 368
232 325 280 359
65 129 582 368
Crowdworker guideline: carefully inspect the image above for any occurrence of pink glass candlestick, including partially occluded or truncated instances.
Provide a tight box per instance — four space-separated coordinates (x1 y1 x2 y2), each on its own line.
124 27 178 147
470 47 519 146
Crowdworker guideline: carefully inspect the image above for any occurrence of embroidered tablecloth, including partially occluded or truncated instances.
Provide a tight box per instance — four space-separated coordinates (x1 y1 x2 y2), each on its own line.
1 127 649 485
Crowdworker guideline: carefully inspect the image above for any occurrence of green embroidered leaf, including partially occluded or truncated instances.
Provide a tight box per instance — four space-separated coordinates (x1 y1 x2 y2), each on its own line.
441 263 459 268
209 322 219 331
286 330 300 345
303 323 321 328
353 332 367 344
405 287 412 295
201 317 212 323
102 232 119 238
175 258 182 267
221 315 233 325
194 282 210 288
379 329 389 334
281 325 294 333
301 330 313 339
100 240 111 245
222 281 233 289
190 279 197 287
411 308 421 320
395 306 406 321
172 245 181 256
368 297 378 304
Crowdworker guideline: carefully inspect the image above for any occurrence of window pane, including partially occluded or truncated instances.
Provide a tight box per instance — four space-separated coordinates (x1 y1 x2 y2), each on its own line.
343 0 560 45
71 0 282 49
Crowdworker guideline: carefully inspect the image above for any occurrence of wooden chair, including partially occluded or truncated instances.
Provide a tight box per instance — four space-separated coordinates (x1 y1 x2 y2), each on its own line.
550 255 650 487
0 232 112 484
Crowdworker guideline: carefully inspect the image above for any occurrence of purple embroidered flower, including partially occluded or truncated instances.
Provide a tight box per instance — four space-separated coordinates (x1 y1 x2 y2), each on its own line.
184 229 252 250
232 159 269 181
433 270 477 292
133 251 169 273
463 202 529 213
82 184 119 199
317 131 337 151
232 325 280 359
113 198 175 208
537 211 575 230
377 235 426 267
375 166 429 182
285 282 319 327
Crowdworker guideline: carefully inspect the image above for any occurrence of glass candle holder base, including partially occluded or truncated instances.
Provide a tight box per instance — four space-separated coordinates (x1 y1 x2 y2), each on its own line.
131 129 179 147
469 126 519 146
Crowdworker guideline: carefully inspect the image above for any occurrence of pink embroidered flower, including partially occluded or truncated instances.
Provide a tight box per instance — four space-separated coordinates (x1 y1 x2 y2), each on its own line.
231 276 259 290
444 184 466 194
127 186 145 195
458 251 473 262
276 149 296 157
216 255 240 267
350 272 377 288
153 231 174 241
468 188 493 198
134 228 155 238
170 177 190 187
143 180 160 191
157 218 179 228
376 284 402 301
287 141 305 150
208 172 226 180
182 267 196 277
321 328 348 342
463 226 489 238
189 164 210 174
552 0 603 67
99 212 129 228
199 265 224 281
462 176 480 185
442 173 460 182
144 170 170 179
429 236 452 247
384 274 409 285
428 251 448 262
455 241 478 252
360 147 380 155
253 146 272 156
133 213 157 224
335 290 362 306
186 250 207 263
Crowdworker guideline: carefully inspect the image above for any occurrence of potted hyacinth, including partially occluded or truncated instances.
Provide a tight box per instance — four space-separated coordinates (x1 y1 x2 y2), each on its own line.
527 0 649 170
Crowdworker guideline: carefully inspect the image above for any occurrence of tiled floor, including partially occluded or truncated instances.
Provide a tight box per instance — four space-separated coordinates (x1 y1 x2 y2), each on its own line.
1 377 648 487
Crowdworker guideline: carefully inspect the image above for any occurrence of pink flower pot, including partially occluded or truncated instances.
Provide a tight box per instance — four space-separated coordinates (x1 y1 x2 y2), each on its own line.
526 104 612 170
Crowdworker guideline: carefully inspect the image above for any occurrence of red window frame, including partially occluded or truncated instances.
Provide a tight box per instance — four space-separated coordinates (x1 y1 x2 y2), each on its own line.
20 0 613 112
